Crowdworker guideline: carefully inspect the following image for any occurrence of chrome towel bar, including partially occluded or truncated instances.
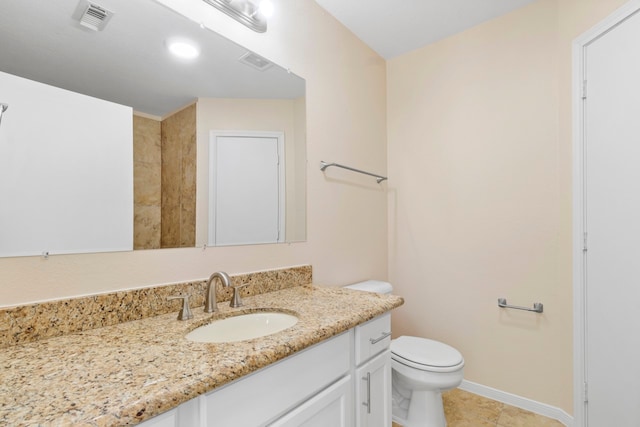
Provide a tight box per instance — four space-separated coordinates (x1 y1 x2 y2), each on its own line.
320 161 388 183
498 298 543 313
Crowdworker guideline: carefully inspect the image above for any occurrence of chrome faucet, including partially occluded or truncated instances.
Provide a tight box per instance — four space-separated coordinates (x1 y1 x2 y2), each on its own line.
204 271 231 313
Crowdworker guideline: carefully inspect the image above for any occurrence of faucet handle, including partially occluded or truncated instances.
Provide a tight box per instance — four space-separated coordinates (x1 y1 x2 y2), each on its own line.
230 284 250 308
167 294 194 320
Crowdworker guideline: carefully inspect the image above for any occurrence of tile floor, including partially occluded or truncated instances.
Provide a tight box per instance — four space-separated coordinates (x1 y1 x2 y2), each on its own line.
392 388 565 427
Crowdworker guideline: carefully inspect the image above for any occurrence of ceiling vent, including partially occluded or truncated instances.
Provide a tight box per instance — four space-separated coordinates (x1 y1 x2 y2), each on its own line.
239 52 273 71
76 1 114 31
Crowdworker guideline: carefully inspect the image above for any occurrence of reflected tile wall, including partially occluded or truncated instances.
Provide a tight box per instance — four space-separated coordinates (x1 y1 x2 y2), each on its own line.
161 104 196 248
133 115 162 249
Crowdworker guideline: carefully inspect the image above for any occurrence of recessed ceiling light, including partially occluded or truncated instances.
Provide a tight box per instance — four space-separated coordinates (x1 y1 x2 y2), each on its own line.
167 39 200 60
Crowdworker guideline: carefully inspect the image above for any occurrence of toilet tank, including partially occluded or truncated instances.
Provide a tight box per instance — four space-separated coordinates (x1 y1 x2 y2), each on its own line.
344 280 393 294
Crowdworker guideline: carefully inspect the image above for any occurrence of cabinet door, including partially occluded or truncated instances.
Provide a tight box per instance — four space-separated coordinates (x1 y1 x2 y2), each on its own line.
137 408 178 427
204 333 350 426
269 376 352 427
356 350 391 427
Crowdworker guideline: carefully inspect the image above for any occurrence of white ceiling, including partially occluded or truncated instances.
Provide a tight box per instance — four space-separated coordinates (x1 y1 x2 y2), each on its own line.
314 0 537 59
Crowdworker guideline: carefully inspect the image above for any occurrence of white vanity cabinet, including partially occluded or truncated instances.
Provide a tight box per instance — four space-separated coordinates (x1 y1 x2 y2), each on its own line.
353 313 393 427
139 332 352 427
139 313 394 427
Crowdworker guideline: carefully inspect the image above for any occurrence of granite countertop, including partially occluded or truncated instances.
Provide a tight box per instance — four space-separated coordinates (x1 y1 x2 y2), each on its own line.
0 285 403 426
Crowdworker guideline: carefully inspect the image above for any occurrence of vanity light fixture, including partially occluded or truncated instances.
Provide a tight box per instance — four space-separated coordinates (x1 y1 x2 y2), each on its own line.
167 39 200 60
201 0 274 33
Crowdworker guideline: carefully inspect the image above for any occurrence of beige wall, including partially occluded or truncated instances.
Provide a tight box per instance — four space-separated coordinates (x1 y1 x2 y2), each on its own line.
0 0 387 306
292 97 307 242
387 0 627 414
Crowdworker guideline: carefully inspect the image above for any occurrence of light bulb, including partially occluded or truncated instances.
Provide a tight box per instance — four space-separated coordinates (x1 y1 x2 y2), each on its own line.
258 0 274 18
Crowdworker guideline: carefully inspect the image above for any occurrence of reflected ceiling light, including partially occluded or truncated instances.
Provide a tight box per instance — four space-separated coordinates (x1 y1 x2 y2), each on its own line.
167 39 200 60
256 1 274 18
201 0 272 33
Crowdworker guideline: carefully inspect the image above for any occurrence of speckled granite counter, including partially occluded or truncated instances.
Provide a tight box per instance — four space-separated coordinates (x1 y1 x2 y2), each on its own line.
0 285 403 426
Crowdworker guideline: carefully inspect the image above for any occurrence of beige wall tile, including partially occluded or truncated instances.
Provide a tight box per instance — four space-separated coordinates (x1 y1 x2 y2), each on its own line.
133 205 161 250
133 115 162 249
161 104 196 248
134 161 161 206
133 115 161 164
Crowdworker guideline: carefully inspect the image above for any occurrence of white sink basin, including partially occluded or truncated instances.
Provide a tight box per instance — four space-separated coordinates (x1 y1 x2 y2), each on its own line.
186 311 299 343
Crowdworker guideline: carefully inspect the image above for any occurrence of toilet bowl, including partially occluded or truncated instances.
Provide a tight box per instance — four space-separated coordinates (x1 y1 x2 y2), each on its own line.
391 336 464 427
345 281 465 427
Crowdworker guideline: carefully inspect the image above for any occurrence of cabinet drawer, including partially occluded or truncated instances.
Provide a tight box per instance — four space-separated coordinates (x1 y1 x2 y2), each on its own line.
355 313 391 365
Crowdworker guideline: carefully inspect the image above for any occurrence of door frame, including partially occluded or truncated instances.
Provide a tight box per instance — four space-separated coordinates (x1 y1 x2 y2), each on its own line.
572 2 640 425
208 130 285 246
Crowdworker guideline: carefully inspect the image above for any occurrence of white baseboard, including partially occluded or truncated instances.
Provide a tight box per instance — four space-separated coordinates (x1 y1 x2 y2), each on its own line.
458 380 574 426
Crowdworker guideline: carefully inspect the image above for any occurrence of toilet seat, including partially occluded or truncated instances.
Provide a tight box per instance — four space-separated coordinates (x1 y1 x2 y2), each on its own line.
391 336 464 373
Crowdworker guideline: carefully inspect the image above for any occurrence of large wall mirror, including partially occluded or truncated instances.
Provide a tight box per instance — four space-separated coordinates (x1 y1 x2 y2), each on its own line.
0 0 306 257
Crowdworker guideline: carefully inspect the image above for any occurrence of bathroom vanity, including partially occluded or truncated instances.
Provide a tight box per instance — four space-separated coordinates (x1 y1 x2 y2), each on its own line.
0 280 402 426
140 313 392 427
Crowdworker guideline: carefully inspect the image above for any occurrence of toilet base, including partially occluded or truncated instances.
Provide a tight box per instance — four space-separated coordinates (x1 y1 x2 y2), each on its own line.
392 387 447 427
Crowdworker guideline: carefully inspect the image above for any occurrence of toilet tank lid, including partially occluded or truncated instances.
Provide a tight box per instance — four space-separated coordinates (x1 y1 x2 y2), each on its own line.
344 280 393 294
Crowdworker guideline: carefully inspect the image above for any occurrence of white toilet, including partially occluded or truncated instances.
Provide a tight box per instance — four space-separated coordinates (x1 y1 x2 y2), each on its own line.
345 281 465 427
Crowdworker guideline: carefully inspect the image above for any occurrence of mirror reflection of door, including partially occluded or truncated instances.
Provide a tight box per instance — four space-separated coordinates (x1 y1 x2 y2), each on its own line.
209 131 285 246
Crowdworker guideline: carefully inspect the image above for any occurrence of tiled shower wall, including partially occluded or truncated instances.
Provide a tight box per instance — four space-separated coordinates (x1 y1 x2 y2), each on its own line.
133 104 197 249
161 103 197 248
133 115 162 249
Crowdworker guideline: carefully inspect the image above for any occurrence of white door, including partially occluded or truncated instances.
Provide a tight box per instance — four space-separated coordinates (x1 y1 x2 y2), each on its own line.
209 131 284 246
583 8 640 426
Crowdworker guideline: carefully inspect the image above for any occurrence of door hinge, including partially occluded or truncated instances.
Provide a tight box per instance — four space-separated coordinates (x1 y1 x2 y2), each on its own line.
583 232 588 252
582 80 588 99
584 381 588 403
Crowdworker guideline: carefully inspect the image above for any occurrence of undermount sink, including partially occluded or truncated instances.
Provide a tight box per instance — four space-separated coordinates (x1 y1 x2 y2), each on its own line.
186 311 299 343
